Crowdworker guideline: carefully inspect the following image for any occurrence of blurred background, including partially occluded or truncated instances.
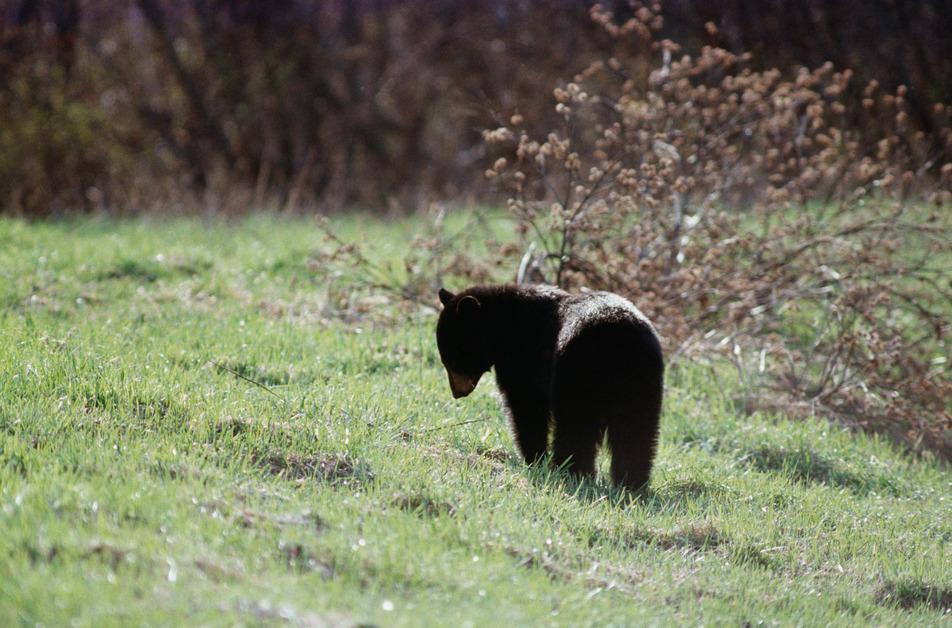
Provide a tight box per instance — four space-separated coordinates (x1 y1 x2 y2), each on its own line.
2 0 951 216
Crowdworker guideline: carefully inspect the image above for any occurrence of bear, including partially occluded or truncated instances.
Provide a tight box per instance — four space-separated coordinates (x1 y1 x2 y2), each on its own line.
435 284 664 491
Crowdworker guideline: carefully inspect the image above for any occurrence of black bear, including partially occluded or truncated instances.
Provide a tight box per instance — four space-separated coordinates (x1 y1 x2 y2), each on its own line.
436 284 664 491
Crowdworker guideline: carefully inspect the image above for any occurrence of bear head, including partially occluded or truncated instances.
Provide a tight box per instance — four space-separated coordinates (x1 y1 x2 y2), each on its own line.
436 288 490 398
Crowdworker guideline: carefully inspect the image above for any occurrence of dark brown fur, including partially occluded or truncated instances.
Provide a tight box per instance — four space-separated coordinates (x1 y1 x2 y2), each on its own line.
436 284 664 491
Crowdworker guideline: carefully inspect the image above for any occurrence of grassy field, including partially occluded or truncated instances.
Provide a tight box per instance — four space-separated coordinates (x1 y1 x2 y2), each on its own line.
1 214 949 626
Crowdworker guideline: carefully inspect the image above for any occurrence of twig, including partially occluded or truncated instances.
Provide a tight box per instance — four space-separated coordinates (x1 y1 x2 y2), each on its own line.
417 418 489 433
210 360 286 402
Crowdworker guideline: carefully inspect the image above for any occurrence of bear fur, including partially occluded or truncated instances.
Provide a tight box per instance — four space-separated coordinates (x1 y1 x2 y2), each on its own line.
436 284 664 491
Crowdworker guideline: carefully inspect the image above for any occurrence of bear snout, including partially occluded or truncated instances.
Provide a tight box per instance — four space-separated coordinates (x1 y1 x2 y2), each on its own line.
446 369 478 398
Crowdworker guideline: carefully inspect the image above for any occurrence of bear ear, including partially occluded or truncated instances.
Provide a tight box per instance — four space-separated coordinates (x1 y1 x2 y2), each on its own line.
456 294 481 316
438 288 455 307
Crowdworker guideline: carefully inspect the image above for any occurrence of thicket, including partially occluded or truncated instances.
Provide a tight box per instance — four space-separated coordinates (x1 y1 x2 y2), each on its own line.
2 0 952 215
2 0 608 214
489 5 951 458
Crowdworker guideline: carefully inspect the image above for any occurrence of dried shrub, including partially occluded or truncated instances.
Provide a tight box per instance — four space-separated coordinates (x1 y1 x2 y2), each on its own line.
310 206 500 321
484 4 951 458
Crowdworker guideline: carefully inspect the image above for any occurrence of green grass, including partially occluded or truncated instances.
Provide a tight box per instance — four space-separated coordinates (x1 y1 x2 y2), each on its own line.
1 214 949 626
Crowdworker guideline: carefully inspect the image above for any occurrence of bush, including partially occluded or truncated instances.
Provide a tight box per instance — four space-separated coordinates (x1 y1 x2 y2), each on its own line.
483 5 951 458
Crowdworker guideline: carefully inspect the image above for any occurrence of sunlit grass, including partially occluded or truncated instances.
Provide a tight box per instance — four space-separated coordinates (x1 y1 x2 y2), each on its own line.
0 214 949 625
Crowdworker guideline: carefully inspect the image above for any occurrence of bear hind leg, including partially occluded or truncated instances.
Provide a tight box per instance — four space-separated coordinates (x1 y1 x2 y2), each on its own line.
607 408 659 492
551 398 605 478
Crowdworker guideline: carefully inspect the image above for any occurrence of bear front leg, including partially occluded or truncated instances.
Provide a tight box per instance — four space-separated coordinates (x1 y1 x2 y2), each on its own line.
501 390 551 465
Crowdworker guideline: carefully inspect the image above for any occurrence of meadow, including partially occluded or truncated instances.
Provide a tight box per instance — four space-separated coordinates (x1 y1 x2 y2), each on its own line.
1 214 949 626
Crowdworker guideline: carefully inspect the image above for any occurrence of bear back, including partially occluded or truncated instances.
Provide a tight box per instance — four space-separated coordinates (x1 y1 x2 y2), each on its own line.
556 291 658 353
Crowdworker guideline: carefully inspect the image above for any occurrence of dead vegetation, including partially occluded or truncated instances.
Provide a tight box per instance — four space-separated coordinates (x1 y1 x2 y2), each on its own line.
256 452 372 486
478 4 951 459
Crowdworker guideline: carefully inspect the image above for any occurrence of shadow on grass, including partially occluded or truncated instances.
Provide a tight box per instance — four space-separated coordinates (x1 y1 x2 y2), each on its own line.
392 492 457 518
740 444 905 495
521 457 737 514
517 459 784 572
520 458 629 504
876 578 952 614
214 360 293 387
95 257 212 283
77 386 190 428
